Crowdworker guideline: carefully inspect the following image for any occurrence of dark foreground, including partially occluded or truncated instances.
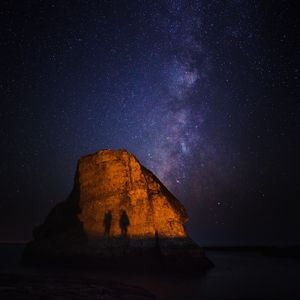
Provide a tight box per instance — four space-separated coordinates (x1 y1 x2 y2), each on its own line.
0 243 300 300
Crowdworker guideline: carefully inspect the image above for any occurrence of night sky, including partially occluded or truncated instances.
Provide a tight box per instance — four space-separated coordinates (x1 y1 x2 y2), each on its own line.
1 1 299 245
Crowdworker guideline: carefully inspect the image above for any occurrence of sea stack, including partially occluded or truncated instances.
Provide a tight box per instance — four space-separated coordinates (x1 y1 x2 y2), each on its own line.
23 149 212 271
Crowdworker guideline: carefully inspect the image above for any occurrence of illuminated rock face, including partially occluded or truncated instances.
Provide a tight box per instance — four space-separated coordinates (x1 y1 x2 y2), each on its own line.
23 149 212 270
77 149 188 239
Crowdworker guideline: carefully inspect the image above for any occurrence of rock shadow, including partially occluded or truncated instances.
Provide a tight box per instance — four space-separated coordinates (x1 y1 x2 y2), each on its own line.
103 210 112 237
119 210 130 237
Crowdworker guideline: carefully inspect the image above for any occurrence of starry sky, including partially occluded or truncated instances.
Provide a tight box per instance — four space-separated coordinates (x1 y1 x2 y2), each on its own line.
1 1 299 245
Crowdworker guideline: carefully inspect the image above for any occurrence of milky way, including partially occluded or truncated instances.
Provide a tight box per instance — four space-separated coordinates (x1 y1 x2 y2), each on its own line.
135 1 235 205
142 2 202 188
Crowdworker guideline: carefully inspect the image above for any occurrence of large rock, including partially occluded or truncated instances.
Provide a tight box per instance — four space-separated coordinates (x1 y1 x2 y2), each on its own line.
22 149 212 271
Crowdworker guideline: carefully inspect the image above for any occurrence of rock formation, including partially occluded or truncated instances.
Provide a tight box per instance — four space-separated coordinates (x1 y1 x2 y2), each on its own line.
23 149 212 271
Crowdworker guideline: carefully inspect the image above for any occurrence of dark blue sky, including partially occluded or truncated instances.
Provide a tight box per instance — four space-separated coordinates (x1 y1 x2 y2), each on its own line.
0 1 299 244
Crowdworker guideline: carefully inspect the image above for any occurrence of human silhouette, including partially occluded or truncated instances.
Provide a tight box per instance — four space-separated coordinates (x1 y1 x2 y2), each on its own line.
119 210 130 237
103 210 112 237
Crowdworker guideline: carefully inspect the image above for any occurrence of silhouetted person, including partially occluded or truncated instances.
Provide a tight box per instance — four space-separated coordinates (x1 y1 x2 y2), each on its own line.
119 210 130 237
103 210 112 237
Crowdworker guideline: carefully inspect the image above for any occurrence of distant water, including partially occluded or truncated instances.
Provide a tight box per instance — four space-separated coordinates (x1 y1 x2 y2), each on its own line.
0 243 299 300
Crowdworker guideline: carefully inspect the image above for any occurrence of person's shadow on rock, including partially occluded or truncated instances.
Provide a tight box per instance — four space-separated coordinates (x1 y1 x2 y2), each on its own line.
103 210 112 237
119 210 130 237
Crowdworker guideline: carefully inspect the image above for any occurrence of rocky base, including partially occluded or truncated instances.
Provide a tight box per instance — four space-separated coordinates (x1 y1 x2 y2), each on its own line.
22 235 213 272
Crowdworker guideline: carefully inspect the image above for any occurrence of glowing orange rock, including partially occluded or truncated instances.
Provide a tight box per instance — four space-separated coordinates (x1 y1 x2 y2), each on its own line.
77 149 188 239
22 149 212 270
